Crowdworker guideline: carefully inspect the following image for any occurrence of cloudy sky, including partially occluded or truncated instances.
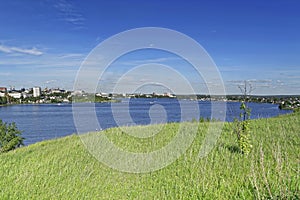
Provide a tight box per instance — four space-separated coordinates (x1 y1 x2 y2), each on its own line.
0 0 299 95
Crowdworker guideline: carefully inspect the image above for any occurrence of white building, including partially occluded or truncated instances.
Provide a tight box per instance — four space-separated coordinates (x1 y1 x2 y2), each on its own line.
71 90 84 96
33 87 41 97
0 87 7 93
22 92 32 99
0 87 7 97
8 92 22 99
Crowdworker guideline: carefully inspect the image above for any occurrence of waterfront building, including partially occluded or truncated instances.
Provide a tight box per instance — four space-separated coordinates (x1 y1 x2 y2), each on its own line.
33 86 41 97
8 92 22 99
0 87 7 93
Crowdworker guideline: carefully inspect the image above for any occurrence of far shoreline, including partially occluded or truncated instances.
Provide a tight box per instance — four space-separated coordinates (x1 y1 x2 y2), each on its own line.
1 95 300 111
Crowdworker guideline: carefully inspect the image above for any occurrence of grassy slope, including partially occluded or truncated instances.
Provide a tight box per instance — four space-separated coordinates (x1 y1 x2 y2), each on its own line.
0 112 299 199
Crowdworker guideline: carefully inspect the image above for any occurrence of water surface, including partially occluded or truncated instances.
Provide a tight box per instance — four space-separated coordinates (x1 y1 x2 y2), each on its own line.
0 99 292 145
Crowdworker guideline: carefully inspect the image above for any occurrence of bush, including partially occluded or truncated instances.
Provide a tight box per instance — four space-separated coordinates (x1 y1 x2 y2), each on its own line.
233 102 252 155
0 120 24 153
0 97 7 104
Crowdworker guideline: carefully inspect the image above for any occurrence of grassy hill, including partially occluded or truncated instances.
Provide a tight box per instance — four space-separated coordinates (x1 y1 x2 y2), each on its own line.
0 112 299 199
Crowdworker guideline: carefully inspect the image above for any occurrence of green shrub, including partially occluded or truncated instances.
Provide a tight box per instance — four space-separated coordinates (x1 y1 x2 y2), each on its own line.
233 102 252 154
0 120 24 153
0 97 7 104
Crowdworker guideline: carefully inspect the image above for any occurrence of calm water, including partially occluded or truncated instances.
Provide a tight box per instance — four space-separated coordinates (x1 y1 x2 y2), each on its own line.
0 98 292 145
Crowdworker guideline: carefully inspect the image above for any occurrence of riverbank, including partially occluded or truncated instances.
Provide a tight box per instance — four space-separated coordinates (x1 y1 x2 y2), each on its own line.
0 111 299 199
1 94 299 109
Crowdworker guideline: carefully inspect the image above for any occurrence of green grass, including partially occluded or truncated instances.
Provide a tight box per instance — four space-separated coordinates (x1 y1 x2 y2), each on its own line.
0 112 299 199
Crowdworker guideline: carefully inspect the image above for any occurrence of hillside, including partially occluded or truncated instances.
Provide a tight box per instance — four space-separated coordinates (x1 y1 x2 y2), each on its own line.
0 112 299 199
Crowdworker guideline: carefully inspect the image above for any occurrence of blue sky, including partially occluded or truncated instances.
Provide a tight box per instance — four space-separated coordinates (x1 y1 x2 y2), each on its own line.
0 0 299 94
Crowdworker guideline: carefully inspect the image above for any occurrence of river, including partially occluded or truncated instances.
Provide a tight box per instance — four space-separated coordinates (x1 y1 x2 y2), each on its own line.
0 98 292 145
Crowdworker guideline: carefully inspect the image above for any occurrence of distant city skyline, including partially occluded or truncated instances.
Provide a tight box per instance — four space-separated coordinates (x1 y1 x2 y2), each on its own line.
0 1 299 95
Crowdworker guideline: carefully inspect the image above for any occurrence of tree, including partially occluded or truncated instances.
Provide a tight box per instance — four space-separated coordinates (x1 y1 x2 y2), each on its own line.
238 81 254 121
0 120 24 153
0 97 7 104
234 81 253 155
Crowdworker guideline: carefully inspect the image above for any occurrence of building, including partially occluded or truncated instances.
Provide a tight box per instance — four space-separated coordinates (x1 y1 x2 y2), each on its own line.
0 87 7 98
33 87 41 97
51 88 66 94
22 92 32 99
0 87 7 93
8 92 22 99
71 90 84 96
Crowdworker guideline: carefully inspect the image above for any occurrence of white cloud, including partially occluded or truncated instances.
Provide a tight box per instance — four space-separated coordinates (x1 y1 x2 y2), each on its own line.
0 45 43 56
119 57 181 66
59 53 85 59
0 45 11 53
54 0 85 28
227 79 272 84
0 51 83 68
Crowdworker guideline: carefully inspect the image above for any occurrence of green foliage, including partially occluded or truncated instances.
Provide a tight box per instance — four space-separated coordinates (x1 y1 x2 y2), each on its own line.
234 81 254 155
22 96 41 103
234 102 252 155
0 120 24 153
0 97 7 104
71 94 119 103
5 95 19 104
237 119 252 155
191 118 197 123
199 116 212 123
199 116 205 123
294 107 300 113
